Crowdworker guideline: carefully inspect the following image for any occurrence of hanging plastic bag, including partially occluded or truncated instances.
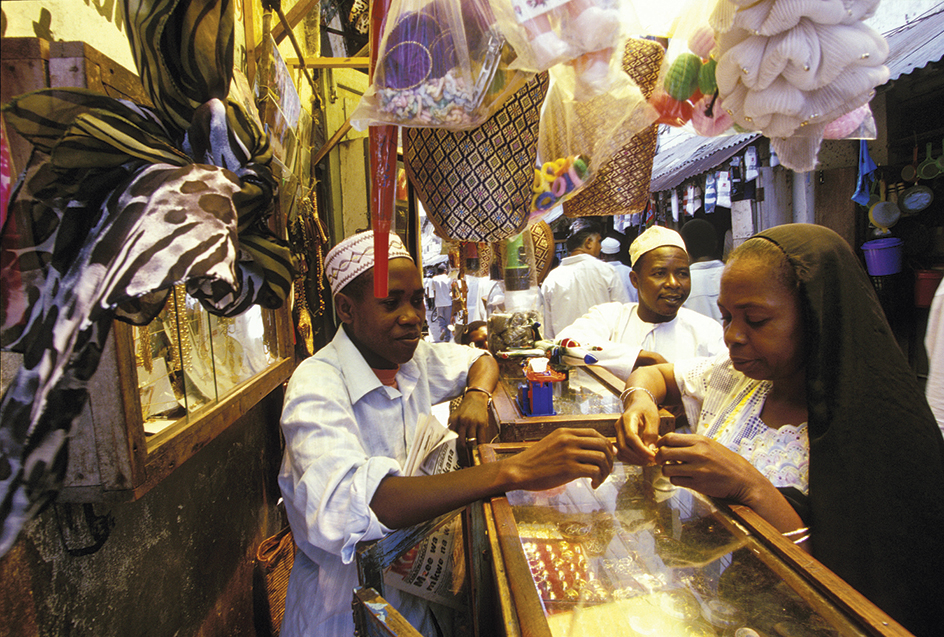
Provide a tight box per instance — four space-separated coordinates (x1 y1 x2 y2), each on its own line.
351 0 532 131
531 57 657 217
488 0 641 81
562 36 664 219
651 0 888 173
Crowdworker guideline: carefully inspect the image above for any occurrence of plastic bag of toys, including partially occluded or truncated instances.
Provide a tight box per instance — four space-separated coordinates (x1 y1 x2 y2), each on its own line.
531 60 657 218
351 0 533 131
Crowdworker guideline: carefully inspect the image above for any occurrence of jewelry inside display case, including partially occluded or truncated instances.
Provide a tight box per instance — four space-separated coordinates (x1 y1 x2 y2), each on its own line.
133 284 281 438
479 443 905 637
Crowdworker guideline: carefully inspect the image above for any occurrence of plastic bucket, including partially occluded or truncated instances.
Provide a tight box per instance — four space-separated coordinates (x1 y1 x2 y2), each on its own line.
914 269 943 307
861 238 903 276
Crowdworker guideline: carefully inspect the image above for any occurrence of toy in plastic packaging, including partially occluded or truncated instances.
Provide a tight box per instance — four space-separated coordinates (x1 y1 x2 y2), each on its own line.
351 0 532 131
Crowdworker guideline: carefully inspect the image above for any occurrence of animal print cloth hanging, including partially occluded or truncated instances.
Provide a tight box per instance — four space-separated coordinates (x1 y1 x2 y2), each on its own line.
404 73 548 243
0 0 295 556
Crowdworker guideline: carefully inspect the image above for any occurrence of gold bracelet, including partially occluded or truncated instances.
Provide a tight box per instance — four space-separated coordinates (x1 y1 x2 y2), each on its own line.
620 386 656 409
464 386 492 403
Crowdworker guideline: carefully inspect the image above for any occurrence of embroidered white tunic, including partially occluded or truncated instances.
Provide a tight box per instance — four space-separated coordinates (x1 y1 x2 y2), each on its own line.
675 354 809 495
557 302 725 379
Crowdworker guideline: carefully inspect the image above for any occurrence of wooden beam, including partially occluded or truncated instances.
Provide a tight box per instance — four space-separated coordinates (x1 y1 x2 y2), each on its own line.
243 0 256 86
268 0 318 45
285 56 370 69
312 117 353 166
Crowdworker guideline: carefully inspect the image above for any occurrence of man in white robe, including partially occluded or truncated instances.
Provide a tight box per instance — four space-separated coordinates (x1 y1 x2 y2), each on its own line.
540 219 630 338
680 218 725 323
558 226 725 379
600 236 638 302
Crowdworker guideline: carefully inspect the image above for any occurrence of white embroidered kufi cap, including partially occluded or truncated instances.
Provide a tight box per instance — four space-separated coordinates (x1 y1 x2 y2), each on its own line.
324 231 413 296
629 226 688 266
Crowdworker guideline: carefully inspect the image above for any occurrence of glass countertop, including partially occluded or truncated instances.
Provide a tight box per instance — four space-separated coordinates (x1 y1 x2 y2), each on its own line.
502 462 861 637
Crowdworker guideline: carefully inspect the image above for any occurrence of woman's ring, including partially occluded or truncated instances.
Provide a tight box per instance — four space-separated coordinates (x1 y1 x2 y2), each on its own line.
467 437 477 445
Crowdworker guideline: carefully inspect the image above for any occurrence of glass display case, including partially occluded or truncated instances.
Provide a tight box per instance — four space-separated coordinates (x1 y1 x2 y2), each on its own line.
133 284 281 436
476 443 910 637
491 362 674 441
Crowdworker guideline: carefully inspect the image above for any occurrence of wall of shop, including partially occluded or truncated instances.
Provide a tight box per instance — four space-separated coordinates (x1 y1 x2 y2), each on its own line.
0 390 285 637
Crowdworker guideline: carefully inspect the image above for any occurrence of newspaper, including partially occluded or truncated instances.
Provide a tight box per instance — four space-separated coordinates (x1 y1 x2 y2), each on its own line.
384 414 465 610
402 413 460 477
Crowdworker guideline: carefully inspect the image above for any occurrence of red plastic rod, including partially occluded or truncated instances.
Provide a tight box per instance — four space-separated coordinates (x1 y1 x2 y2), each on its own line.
369 0 396 297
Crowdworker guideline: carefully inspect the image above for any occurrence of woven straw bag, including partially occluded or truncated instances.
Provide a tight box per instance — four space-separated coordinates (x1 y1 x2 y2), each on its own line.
563 38 664 218
405 73 549 243
255 525 296 636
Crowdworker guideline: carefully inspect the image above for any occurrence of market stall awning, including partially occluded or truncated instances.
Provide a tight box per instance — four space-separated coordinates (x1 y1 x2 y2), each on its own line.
883 4 944 82
649 131 759 192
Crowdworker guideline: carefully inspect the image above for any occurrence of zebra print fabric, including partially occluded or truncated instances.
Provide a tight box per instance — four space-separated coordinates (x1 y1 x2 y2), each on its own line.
0 0 295 555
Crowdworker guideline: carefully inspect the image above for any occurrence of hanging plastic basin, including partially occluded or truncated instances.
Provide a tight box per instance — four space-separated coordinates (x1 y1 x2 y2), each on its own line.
861 238 903 276
915 269 944 307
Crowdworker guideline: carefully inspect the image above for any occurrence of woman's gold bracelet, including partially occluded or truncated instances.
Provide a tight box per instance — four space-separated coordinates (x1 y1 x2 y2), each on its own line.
620 386 656 409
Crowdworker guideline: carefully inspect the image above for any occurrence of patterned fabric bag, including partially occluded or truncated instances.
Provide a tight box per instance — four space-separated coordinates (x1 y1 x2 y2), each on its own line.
405 73 548 243
563 37 664 218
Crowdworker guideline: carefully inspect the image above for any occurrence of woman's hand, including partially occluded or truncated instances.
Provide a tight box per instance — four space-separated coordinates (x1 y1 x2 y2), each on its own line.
615 396 661 465
614 364 677 466
655 432 807 535
655 432 769 504
503 428 615 490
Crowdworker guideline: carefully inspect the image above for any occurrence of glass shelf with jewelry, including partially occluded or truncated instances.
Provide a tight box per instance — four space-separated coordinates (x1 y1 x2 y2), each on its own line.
479 444 897 637
132 284 281 437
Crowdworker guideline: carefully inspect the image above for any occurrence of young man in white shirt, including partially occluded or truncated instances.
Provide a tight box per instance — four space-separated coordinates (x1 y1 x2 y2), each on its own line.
278 230 615 637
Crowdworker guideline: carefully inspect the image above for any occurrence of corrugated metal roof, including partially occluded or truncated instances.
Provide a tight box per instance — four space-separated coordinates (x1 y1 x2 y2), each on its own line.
650 130 759 192
648 5 944 193
883 4 944 82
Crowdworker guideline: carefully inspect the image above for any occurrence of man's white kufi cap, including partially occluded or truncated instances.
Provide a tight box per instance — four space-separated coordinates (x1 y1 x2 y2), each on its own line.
629 226 688 266
600 237 621 255
324 230 413 296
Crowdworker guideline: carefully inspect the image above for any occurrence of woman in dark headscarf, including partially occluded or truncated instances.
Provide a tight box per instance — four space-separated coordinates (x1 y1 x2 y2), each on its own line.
616 223 944 636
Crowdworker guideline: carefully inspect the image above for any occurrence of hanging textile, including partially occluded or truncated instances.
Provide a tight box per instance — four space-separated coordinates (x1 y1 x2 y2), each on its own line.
0 0 296 556
562 37 664 218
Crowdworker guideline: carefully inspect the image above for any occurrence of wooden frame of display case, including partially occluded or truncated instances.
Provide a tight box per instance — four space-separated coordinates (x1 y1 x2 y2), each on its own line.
1 37 296 503
475 442 912 637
